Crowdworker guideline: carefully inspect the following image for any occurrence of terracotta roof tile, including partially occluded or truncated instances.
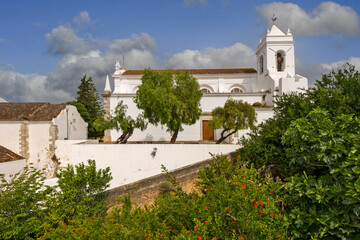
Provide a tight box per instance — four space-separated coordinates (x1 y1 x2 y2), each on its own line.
0 103 66 121
0 145 24 163
122 68 257 75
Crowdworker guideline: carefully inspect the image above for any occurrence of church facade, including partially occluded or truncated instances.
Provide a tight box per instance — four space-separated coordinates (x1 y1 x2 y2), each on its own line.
102 24 308 143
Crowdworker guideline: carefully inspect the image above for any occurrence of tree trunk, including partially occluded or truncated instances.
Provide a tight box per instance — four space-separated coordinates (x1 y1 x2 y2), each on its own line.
116 132 127 144
170 130 179 144
116 130 133 144
121 132 133 144
216 129 237 144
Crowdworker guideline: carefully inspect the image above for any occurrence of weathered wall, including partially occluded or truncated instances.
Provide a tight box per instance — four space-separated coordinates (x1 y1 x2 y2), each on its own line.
0 122 22 155
54 105 88 140
55 141 238 189
107 157 210 208
0 159 26 180
27 122 58 176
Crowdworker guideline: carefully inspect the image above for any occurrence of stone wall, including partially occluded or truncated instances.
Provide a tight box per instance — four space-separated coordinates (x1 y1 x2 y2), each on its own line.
19 121 29 160
107 157 210 209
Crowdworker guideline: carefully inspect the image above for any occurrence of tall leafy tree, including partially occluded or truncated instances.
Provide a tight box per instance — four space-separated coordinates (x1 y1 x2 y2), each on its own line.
237 64 360 178
75 75 102 138
209 99 256 144
134 70 202 143
94 101 148 143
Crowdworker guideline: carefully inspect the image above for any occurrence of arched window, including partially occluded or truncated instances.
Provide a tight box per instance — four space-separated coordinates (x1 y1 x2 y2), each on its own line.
259 55 264 74
201 88 211 94
276 52 285 72
230 88 242 93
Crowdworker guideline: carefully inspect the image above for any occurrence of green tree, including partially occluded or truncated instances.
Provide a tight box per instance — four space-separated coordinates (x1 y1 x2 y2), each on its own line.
0 165 52 239
282 108 360 239
66 101 91 123
94 101 148 143
76 75 102 138
209 99 256 144
237 64 360 178
308 63 360 117
43 160 112 230
134 70 202 143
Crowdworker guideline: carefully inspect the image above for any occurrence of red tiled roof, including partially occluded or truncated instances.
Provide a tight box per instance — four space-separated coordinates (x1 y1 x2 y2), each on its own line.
122 68 257 75
0 145 24 163
0 103 66 121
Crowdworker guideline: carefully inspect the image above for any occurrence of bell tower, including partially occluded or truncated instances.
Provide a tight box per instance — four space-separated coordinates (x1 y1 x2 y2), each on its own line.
255 19 307 104
256 24 295 79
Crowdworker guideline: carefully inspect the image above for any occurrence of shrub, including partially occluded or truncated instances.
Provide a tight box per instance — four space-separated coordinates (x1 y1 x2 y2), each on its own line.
0 165 52 239
40 155 286 239
252 102 262 107
42 160 112 231
282 108 360 239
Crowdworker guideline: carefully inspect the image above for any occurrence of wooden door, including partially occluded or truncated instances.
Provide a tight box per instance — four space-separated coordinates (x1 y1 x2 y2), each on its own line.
202 120 214 140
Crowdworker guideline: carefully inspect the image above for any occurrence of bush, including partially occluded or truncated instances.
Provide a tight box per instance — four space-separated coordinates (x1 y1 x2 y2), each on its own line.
0 160 112 239
40 155 286 239
0 165 52 239
252 102 262 107
282 108 360 239
42 160 112 231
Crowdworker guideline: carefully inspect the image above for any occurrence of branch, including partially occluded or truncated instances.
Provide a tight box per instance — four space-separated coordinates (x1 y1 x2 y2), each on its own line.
224 129 237 139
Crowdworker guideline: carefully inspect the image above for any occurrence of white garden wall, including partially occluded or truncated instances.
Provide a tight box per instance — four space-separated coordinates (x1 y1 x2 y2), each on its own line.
0 159 26 180
55 140 238 190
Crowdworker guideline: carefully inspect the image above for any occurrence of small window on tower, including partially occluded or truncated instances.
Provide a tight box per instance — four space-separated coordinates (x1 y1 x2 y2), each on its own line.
231 88 242 93
260 55 264 74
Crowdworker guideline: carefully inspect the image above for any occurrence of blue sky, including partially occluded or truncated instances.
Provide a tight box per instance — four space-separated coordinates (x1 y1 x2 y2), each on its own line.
0 0 359 103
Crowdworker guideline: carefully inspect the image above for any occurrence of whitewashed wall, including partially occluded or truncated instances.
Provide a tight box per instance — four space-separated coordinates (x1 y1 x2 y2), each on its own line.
54 105 88 140
0 159 26 180
28 123 52 168
55 140 238 189
0 122 21 155
109 93 268 142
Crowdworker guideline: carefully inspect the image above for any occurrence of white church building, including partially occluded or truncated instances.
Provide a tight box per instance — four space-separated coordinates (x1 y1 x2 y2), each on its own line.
102 24 308 143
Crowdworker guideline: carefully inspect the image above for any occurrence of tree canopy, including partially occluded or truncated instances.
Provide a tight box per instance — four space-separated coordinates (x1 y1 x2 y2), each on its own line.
236 64 360 238
94 101 147 143
134 70 202 143
209 99 256 144
75 75 102 138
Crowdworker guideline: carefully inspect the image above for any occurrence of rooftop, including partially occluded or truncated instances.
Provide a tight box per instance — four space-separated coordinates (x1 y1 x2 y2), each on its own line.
122 68 257 75
0 145 24 163
0 102 66 121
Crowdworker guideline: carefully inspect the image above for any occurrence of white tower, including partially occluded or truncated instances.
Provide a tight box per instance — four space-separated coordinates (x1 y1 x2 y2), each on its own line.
256 23 307 104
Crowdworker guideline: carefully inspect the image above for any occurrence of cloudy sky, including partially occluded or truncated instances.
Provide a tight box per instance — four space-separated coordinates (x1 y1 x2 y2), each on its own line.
0 0 359 103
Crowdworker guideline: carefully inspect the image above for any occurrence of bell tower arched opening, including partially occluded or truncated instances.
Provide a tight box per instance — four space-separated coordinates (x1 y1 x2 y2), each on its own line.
276 51 285 72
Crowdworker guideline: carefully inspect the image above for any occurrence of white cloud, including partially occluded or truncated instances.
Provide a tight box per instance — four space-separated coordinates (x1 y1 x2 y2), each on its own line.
183 0 207 7
108 33 157 55
296 57 360 86
257 2 360 36
168 42 255 69
0 12 161 104
321 57 360 71
46 25 93 56
0 70 72 102
73 11 91 26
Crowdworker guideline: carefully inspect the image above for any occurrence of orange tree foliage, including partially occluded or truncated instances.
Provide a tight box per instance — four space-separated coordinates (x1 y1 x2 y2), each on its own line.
41 155 285 239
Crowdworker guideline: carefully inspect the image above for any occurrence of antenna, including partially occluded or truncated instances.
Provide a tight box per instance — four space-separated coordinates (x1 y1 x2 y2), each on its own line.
122 54 125 68
271 14 277 25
